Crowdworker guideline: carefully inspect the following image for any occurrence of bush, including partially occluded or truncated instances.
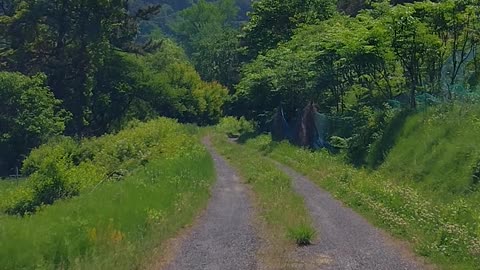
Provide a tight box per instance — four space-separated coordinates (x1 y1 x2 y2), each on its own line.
22 137 77 176
216 116 255 138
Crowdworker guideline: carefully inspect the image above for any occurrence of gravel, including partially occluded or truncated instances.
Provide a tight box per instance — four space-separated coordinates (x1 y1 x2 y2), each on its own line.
276 162 430 270
162 138 258 270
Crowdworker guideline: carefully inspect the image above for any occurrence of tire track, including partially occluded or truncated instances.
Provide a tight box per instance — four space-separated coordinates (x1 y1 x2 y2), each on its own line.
162 138 258 270
276 162 431 270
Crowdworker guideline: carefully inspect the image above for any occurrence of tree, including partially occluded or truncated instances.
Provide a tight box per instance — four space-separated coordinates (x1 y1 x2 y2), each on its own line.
169 0 241 88
0 72 68 175
388 4 442 108
241 0 336 59
191 27 241 88
0 0 159 135
115 40 230 126
423 0 480 97
234 15 398 119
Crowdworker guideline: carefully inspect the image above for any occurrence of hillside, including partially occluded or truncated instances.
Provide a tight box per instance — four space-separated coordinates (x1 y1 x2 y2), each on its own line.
380 104 480 200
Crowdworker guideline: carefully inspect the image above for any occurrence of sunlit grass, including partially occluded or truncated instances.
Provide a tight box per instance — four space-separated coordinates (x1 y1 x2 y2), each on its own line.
0 120 215 269
0 151 215 270
288 224 316 246
381 104 480 199
211 135 315 248
244 134 480 269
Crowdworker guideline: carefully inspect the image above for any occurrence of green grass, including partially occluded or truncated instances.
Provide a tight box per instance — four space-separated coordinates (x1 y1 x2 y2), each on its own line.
381 104 480 200
0 119 216 269
244 135 480 269
0 147 214 270
211 135 315 248
0 178 24 197
288 224 316 246
1 118 200 215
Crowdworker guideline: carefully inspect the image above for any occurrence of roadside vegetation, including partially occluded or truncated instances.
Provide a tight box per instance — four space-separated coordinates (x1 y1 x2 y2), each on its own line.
241 119 480 269
0 179 24 198
380 104 480 200
2 0 480 269
211 134 315 264
0 119 215 269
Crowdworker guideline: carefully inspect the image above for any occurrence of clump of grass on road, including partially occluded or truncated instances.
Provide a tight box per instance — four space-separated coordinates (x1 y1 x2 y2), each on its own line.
211 135 315 248
288 224 316 246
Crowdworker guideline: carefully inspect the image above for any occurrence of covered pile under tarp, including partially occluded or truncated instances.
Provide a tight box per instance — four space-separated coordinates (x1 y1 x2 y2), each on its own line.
271 103 330 150
271 107 290 142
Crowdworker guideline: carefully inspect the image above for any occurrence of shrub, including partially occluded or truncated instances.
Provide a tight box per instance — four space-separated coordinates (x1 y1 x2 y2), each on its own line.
216 116 255 138
329 136 349 149
22 137 77 176
5 144 79 215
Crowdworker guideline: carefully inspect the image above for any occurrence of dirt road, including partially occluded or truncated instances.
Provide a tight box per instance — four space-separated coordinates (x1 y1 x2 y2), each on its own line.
162 139 258 270
277 162 430 270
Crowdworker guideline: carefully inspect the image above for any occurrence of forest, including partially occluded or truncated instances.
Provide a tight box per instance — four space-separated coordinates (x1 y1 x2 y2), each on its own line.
2 0 480 173
1 0 480 269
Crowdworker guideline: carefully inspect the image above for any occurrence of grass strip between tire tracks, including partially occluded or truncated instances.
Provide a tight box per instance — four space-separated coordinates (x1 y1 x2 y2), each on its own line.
211 134 315 266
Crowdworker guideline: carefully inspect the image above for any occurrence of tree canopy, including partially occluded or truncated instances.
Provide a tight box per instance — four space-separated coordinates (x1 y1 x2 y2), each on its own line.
2 0 480 170
0 72 67 174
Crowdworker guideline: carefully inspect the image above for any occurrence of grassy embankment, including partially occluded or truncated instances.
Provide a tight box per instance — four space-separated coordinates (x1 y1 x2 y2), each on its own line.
243 105 480 269
0 118 215 270
211 135 314 268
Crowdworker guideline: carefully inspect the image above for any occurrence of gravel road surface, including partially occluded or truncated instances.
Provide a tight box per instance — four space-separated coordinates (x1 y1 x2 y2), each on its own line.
163 138 258 270
276 162 428 270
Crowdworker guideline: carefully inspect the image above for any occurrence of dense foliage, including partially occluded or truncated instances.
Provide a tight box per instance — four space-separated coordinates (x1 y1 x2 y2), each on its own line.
234 0 480 164
241 0 337 59
0 72 68 175
0 0 146 134
168 0 242 88
0 1 229 174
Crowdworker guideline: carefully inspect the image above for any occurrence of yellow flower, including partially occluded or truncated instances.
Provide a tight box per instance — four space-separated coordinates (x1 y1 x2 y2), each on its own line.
88 228 97 243
110 229 124 244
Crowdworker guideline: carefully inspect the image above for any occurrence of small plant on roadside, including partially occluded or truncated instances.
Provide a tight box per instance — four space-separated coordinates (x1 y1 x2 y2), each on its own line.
288 224 316 246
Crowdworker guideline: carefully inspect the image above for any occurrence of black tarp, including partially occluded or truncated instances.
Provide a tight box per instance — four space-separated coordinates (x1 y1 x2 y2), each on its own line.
271 102 330 150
